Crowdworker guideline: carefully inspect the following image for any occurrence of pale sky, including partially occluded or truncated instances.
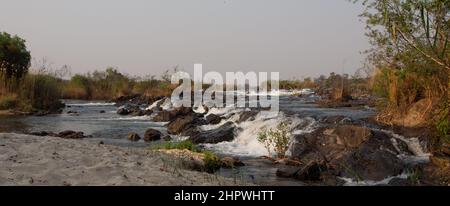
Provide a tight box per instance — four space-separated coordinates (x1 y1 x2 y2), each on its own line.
0 0 369 79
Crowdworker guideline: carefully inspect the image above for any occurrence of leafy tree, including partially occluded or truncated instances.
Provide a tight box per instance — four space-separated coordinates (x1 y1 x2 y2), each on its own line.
0 32 31 79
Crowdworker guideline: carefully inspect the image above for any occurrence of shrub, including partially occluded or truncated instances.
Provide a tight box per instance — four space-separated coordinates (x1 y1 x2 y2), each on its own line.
202 150 222 173
20 74 64 111
257 122 292 158
0 94 17 110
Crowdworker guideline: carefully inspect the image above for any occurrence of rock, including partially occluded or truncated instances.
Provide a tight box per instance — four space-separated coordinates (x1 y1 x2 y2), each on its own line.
99 110 106 113
144 129 162 141
276 166 301 178
67 110 78 114
162 135 172 141
117 107 130 115
339 131 405 181
221 157 245 168
291 125 373 162
291 125 406 182
205 114 222 125
295 162 329 181
153 110 178 122
116 104 141 116
238 110 259 123
58 130 86 139
127 132 141 141
190 122 236 144
167 114 196 135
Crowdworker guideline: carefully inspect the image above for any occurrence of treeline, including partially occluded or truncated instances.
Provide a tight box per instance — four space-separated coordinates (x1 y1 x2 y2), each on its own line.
278 72 373 101
0 31 177 112
61 67 176 100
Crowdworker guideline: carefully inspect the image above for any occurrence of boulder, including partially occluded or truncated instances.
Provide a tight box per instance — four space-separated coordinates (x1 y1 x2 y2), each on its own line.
291 125 407 181
144 129 162 141
167 114 196 135
127 132 141 141
190 122 236 144
205 114 222 125
238 110 259 123
116 104 141 116
295 162 330 181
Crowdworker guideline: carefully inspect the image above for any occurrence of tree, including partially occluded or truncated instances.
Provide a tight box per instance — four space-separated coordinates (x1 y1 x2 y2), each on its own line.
353 0 449 143
0 32 31 79
354 0 449 70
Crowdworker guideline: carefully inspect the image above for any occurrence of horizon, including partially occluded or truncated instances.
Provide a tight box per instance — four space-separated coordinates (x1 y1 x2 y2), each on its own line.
0 0 369 80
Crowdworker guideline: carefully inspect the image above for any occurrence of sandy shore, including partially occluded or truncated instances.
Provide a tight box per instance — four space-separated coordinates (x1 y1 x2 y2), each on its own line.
0 133 245 186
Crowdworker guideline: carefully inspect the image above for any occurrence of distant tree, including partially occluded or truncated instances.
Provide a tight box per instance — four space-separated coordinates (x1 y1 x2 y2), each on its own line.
0 32 31 79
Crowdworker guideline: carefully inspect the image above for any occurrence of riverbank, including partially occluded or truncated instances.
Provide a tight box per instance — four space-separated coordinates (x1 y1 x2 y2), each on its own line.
0 133 247 186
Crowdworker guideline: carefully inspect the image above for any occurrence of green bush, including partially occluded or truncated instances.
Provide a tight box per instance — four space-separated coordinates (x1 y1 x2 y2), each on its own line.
202 150 221 173
257 122 292 158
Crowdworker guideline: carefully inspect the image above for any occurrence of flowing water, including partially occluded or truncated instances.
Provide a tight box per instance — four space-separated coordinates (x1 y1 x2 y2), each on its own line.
0 96 427 185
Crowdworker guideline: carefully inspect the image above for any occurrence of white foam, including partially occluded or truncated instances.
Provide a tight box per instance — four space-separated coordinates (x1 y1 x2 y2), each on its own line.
377 129 431 164
341 173 409 186
204 112 317 157
145 99 164 110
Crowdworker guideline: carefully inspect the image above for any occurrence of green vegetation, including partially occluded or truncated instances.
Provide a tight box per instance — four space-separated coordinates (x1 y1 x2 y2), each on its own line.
257 122 292 158
61 67 176 100
151 140 200 152
0 32 63 113
353 0 449 148
151 140 222 173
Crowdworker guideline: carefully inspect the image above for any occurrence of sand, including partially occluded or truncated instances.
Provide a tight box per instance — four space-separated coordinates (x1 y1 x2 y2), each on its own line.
0 133 245 186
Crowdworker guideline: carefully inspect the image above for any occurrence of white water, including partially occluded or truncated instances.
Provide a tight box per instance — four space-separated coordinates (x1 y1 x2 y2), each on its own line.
203 111 317 157
341 173 410 186
145 99 164 110
380 129 431 164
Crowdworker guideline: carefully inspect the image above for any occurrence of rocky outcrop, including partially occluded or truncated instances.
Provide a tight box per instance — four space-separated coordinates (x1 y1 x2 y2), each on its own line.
144 129 162 142
167 114 197 136
291 125 411 181
152 106 195 122
190 122 236 144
